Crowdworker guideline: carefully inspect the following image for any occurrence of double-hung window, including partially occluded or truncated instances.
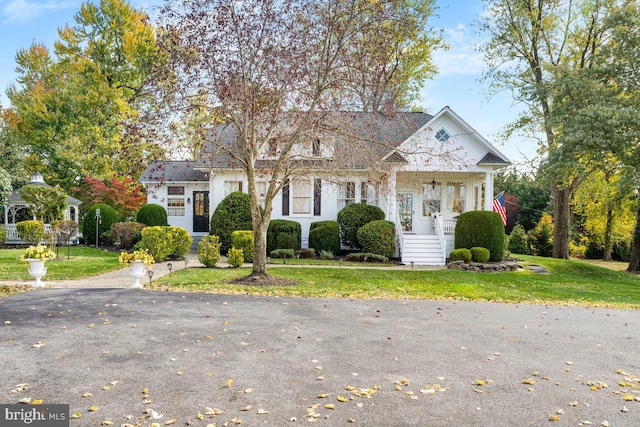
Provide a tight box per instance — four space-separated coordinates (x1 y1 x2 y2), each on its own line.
292 179 312 214
167 186 185 216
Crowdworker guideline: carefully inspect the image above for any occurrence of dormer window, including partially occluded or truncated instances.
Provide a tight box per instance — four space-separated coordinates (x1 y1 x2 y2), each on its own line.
312 138 321 156
435 128 450 142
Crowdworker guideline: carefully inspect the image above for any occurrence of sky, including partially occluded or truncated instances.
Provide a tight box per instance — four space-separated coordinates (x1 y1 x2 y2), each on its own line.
0 0 539 167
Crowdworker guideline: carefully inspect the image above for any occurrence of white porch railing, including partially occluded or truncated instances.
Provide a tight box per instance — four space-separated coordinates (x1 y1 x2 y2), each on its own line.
441 218 457 234
433 214 447 264
394 210 404 260
5 224 52 242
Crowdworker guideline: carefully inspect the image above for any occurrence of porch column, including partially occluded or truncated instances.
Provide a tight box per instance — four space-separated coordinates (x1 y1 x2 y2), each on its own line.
387 171 397 221
484 171 494 211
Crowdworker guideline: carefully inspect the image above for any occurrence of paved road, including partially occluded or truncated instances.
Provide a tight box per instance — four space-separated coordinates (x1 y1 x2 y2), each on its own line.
1 287 639 426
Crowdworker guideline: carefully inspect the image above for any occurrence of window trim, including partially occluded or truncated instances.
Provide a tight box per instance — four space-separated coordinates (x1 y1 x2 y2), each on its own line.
167 197 186 217
435 128 451 142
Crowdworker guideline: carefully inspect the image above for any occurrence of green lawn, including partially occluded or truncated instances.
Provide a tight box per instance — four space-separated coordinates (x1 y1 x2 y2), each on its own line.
0 246 122 281
149 254 640 309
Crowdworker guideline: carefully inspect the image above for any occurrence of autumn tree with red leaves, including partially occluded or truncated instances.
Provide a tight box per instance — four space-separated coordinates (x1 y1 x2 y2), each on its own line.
73 176 146 221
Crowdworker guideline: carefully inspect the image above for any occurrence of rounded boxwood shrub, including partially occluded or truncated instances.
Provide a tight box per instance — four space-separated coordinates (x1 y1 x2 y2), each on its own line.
232 230 254 263
166 226 193 259
454 211 506 262
449 248 471 263
470 247 490 263
337 203 385 247
356 220 395 258
227 247 244 268
138 226 192 261
16 220 45 245
82 204 118 246
210 192 253 254
198 235 222 267
270 248 295 258
136 204 168 226
309 221 340 254
267 220 301 253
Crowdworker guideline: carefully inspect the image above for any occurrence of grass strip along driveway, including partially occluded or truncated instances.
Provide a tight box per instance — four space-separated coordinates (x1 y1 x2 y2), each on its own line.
150 255 640 309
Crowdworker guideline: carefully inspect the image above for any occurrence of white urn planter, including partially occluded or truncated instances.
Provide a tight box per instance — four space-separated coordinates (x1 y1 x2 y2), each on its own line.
129 259 146 289
26 259 47 287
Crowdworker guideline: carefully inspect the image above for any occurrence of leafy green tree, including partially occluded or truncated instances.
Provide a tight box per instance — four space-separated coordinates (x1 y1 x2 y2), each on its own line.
480 0 636 259
6 0 166 189
0 107 26 206
19 184 68 223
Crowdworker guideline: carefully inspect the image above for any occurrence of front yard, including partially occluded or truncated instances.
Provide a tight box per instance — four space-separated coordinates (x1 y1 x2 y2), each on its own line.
2 247 640 309
0 246 121 281
148 255 640 309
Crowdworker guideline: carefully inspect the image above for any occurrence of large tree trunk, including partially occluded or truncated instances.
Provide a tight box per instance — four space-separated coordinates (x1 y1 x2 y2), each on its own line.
603 206 614 261
627 207 640 273
551 184 571 259
252 217 269 276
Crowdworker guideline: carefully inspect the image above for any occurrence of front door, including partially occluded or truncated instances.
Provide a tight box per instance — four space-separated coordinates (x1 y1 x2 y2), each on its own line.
193 191 209 232
397 192 414 232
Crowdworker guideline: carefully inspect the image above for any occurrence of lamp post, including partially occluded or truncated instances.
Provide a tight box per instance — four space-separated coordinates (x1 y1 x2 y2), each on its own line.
184 259 189 270
147 269 154 287
95 208 101 249
410 261 415 270
167 262 173 277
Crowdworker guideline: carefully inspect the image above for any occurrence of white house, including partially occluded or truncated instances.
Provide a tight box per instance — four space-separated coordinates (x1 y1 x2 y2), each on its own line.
140 107 510 265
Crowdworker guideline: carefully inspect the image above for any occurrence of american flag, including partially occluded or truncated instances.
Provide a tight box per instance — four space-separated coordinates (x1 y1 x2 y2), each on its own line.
493 191 507 226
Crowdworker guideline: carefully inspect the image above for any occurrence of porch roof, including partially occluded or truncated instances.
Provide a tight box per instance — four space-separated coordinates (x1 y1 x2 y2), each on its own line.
8 173 81 206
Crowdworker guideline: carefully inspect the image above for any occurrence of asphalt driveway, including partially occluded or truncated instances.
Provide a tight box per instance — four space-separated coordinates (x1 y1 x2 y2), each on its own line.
1 288 639 426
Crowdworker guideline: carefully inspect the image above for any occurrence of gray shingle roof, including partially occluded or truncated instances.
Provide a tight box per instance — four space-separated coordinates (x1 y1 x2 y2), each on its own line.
140 161 209 183
195 111 433 170
477 153 510 165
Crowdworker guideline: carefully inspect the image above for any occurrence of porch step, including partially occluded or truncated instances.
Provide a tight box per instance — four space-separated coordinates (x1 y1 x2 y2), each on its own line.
190 235 203 253
401 235 445 266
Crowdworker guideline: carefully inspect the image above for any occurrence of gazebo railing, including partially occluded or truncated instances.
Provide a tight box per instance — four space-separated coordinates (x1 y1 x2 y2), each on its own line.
5 224 52 243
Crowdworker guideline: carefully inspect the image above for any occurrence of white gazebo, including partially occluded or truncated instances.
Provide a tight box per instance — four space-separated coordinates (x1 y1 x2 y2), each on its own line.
3 172 82 243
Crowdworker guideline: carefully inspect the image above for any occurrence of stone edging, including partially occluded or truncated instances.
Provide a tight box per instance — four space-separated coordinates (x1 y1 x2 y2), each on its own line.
447 259 525 272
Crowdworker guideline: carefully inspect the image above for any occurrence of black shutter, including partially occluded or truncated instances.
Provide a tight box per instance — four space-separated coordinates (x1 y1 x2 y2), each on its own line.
314 178 322 216
282 179 290 216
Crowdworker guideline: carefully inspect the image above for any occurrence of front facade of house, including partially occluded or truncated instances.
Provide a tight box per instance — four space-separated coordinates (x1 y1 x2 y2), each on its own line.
140 107 510 265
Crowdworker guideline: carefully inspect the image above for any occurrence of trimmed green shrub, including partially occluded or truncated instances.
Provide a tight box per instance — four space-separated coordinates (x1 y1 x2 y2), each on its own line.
231 230 254 263
227 247 244 267
319 250 334 260
454 211 506 262
138 226 172 261
270 248 295 258
0 225 6 243
529 213 553 257
337 203 385 247
198 235 222 267
344 252 388 263
82 204 118 246
136 204 168 227
295 248 316 259
210 192 253 254
267 220 301 253
470 247 490 263
16 220 45 245
508 224 530 255
309 221 340 254
138 226 192 261
166 226 193 259
109 222 145 250
449 248 472 263
356 220 395 258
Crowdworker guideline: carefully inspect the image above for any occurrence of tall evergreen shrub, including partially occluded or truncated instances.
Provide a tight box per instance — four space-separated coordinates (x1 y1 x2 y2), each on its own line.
454 211 506 262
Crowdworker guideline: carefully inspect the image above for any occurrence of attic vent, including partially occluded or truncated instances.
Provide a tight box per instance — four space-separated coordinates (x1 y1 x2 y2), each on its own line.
435 128 450 142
